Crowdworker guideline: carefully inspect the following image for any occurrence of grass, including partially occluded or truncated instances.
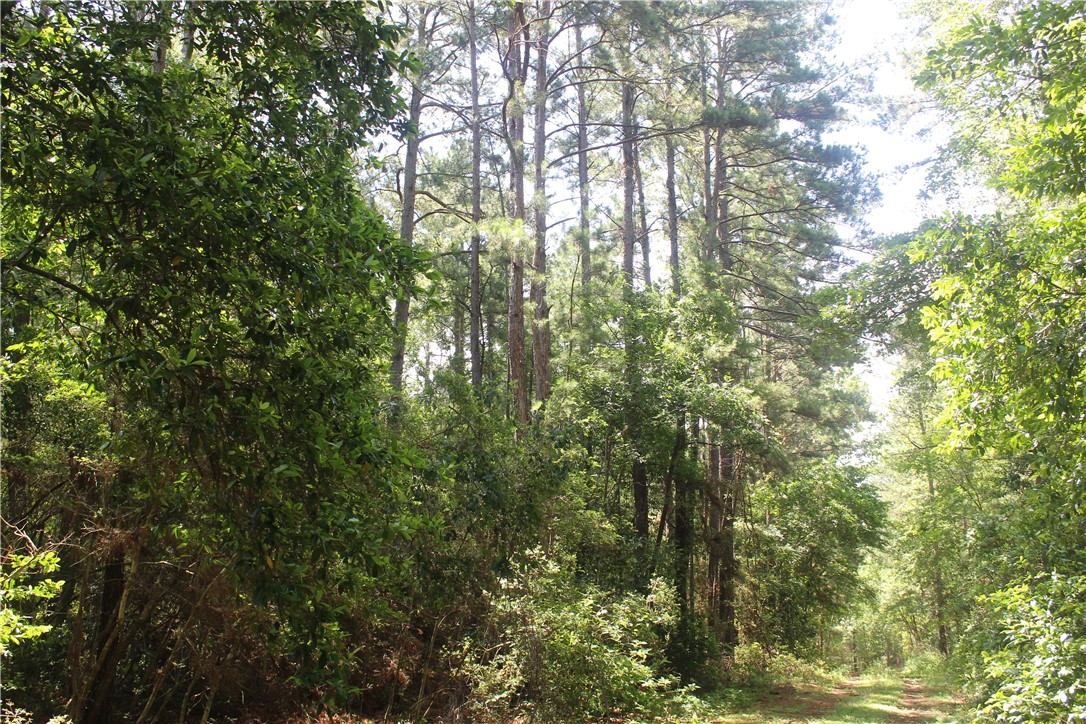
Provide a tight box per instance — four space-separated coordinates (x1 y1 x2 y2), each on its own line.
819 678 907 722
699 675 963 723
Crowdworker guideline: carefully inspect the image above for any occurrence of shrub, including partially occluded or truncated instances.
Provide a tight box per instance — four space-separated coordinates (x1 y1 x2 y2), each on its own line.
0 536 62 656
903 650 956 689
706 642 830 692
456 550 690 722
971 573 1086 722
729 642 771 686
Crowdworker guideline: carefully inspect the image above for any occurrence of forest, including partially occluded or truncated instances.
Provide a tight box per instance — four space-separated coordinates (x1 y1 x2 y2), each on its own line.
1 0 1084 722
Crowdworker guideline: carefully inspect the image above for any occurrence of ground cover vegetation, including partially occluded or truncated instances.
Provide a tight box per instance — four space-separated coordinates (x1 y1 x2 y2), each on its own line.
1 0 1083 722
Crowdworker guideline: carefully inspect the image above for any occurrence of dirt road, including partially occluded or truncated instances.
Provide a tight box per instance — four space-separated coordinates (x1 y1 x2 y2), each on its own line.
709 675 962 723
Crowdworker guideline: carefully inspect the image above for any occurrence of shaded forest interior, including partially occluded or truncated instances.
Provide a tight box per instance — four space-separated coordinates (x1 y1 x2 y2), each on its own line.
2 0 1084 721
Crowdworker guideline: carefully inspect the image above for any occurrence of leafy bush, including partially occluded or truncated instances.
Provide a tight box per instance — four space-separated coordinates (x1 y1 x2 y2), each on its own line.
0 706 70 724
666 614 716 685
728 642 772 686
766 650 829 685
971 573 1086 722
712 642 828 689
456 550 690 722
0 540 62 655
903 650 957 690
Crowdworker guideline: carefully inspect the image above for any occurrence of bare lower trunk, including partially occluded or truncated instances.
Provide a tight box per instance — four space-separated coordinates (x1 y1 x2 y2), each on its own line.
76 552 126 724
74 535 153 724
706 441 721 618
671 416 693 611
935 567 949 655
919 411 949 655
531 0 552 405
717 449 739 649
706 442 739 650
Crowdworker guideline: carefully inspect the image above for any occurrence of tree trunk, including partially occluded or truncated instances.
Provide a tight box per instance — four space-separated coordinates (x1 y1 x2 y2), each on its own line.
633 457 649 543
935 567 949 655
485 309 495 380
77 552 125 724
706 441 722 620
701 40 716 268
575 23 592 351
390 9 430 394
74 533 150 724
715 152 731 272
919 410 949 655
531 0 552 405
671 416 693 611
621 80 648 543
452 296 465 376
468 0 484 391
151 1 172 74
703 125 717 267
666 136 680 298
505 1 530 428
621 80 636 359
705 443 739 651
663 134 692 609
718 448 739 650
180 1 195 63
713 30 731 272
635 142 651 287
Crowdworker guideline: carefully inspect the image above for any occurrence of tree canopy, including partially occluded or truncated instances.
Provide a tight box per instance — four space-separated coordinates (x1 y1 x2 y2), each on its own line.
3 0 1085 721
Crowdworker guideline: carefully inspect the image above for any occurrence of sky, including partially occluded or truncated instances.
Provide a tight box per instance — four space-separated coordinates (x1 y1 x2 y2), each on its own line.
826 0 938 419
828 0 940 242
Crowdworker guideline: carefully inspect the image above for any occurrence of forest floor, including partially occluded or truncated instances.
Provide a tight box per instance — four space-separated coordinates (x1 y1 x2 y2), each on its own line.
705 675 964 723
